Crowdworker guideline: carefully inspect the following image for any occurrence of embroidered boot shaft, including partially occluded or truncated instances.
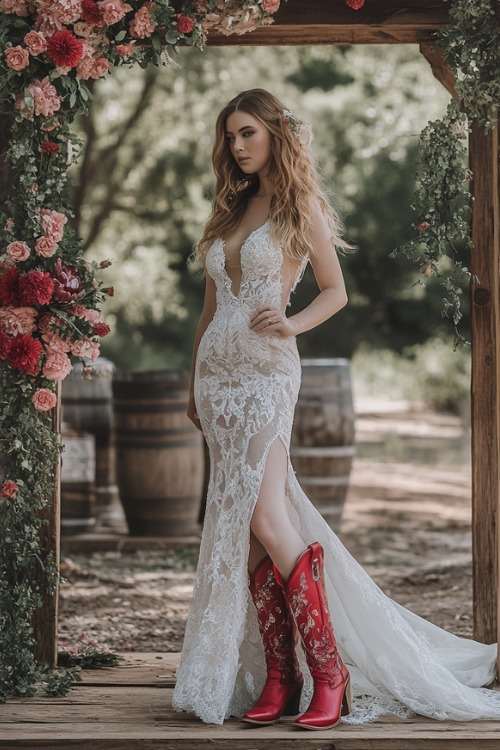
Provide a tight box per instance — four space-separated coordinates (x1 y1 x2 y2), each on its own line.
274 542 352 730
242 555 303 725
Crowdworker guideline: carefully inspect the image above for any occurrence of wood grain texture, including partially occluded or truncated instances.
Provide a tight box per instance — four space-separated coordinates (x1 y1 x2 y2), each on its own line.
33 383 61 667
419 42 457 98
206 0 450 46
1 654 499 749
469 120 500 652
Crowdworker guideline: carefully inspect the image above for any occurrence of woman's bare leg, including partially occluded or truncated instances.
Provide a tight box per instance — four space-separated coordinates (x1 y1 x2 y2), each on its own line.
250 439 306 579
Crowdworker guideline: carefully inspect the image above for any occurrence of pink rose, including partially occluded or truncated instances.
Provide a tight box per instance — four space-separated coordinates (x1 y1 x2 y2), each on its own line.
5 45 30 71
39 208 67 241
98 0 132 25
24 30 48 56
72 305 100 324
261 0 280 12
91 56 109 78
43 350 73 380
6 241 30 262
418 221 430 231
116 43 135 56
32 388 57 411
176 14 195 35
4 218 15 234
75 41 100 80
71 337 100 361
0 480 18 499
0 0 30 16
15 77 62 120
42 330 71 354
0 306 37 336
34 0 82 32
129 2 157 39
35 236 58 258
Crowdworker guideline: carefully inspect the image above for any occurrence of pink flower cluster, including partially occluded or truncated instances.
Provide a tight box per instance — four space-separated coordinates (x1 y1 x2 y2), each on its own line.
15 77 61 120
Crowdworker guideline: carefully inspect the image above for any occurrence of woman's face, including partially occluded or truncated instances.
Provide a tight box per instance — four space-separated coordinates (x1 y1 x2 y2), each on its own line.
225 111 273 176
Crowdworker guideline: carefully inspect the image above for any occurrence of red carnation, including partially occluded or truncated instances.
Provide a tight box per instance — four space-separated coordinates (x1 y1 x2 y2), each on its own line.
346 0 364 8
0 331 11 360
41 141 60 155
93 322 110 337
0 267 22 305
177 14 196 35
8 334 42 375
81 0 104 24
19 270 54 306
46 30 84 68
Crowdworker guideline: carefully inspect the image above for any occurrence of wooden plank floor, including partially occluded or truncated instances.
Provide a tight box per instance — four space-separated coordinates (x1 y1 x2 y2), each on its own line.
1 653 499 750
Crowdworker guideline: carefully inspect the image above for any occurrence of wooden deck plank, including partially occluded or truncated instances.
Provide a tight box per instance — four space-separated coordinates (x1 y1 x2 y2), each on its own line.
1 654 499 749
77 652 177 687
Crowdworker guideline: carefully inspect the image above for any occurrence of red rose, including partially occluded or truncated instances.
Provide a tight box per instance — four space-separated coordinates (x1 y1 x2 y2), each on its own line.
81 0 104 24
18 270 54 305
0 480 18 499
177 14 196 34
0 267 22 305
8 334 42 375
93 322 110 337
46 30 84 68
346 0 365 9
0 331 11 359
41 141 60 155
52 259 83 301
418 221 430 231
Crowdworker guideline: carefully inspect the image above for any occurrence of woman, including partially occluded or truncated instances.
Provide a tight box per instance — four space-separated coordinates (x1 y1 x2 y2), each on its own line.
172 89 500 728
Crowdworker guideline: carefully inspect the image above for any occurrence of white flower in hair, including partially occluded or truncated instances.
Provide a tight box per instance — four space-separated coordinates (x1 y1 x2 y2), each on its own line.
282 108 314 146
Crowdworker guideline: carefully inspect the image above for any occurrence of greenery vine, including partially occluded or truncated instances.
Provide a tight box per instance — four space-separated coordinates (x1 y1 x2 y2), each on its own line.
392 0 499 343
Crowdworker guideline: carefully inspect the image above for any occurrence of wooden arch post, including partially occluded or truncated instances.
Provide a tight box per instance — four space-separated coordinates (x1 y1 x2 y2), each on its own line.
32 0 499 675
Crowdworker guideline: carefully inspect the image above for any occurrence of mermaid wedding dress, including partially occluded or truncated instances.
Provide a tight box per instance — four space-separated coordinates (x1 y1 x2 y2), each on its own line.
171 221 500 725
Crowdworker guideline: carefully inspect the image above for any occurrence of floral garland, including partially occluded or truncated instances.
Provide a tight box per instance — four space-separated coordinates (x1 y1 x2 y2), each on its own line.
392 0 498 342
0 0 293 702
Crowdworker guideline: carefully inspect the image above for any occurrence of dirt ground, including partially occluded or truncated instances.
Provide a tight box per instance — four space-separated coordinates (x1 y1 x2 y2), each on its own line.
58 399 475 653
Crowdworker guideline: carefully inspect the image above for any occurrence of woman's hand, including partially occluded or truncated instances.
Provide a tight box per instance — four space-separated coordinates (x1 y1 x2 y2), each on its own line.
187 393 202 431
249 305 297 337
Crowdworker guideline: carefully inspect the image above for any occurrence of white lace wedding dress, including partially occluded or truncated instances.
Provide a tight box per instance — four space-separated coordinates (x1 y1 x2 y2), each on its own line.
171 221 500 725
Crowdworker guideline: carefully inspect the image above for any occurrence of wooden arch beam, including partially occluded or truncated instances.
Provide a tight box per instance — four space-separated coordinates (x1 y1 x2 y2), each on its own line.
206 0 450 46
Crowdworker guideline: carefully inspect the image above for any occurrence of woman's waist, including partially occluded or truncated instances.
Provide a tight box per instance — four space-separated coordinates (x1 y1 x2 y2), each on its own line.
198 316 299 365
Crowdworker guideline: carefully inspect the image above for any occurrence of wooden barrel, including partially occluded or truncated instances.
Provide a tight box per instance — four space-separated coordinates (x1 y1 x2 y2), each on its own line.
112 370 204 536
61 358 121 527
291 358 355 532
60 428 96 535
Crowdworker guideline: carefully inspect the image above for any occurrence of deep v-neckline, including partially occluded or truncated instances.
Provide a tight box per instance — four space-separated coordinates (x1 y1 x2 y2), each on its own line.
220 220 270 299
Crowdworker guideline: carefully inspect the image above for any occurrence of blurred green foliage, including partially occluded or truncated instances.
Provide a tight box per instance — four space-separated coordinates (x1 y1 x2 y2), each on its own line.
70 45 455 373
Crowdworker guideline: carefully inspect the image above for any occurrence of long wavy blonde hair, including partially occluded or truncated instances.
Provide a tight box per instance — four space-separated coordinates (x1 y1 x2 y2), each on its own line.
195 88 351 265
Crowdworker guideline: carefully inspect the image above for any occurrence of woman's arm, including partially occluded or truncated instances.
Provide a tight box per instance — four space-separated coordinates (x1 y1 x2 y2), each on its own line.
250 203 348 337
187 274 217 429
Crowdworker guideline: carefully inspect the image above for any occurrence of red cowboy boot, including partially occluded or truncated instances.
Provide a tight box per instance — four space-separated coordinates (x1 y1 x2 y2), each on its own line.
274 542 352 730
242 555 303 725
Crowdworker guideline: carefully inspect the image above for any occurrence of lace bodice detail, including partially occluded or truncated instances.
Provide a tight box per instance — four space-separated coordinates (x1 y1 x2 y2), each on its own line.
205 220 304 313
